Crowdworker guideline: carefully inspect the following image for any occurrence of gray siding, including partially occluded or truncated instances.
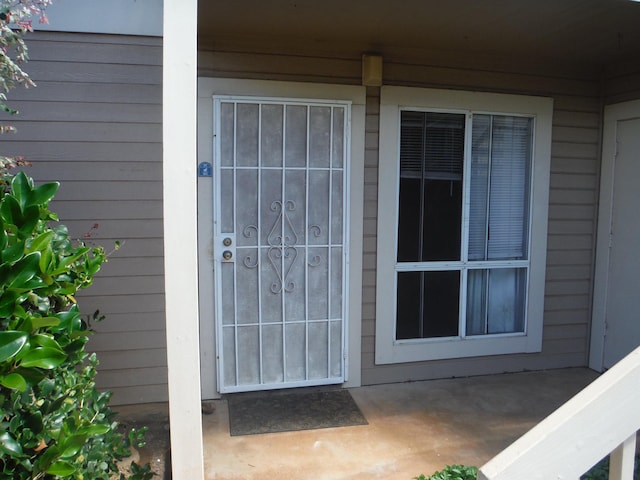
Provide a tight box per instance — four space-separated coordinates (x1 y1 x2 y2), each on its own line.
604 58 640 104
4 32 165 405
198 47 603 386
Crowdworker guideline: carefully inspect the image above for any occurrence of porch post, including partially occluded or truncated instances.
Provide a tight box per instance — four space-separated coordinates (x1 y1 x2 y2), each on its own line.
162 0 205 478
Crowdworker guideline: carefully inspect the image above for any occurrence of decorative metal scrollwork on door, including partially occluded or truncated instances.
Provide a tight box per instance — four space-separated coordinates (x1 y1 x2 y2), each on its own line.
267 200 298 294
240 200 325 294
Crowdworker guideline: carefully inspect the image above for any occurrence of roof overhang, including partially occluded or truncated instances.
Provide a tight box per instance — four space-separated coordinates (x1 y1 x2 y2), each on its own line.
198 0 640 73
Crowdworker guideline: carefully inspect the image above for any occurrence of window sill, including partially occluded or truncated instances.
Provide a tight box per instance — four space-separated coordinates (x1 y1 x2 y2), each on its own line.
376 332 543 365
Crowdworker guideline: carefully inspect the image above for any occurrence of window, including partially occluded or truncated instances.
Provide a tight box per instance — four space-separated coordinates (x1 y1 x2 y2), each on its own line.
375 87 553 364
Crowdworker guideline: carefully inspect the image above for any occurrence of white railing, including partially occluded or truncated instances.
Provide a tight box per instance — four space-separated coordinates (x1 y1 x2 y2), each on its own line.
478 346 640 480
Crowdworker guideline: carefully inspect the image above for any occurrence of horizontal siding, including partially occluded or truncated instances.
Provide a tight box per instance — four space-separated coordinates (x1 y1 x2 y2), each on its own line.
4 32 165 405
9 101 161 123
108 385 168 405
98 367 167 389
79 294 165 315
1 143 162 163
96 349 167 370
25 34 162 64
8 82 162 104
384 63 599 97
198 51 361 85
90 312 165 333
604 58 640 104
6 121 161 143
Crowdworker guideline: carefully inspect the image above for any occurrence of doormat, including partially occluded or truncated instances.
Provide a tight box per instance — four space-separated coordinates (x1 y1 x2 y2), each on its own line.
227 389 368 436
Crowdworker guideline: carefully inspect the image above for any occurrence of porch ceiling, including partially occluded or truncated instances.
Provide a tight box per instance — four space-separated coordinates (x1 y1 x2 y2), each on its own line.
198 0 640 70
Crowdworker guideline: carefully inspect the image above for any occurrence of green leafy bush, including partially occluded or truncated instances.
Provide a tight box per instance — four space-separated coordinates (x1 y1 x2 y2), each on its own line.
0 172 152 479
416 465 478 480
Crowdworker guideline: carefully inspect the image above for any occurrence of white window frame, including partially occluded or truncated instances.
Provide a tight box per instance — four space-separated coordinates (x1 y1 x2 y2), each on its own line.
375 86 553 364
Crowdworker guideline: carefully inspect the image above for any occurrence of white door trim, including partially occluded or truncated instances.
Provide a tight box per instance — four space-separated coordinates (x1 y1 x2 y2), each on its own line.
590 99 640 371
197 78 365 398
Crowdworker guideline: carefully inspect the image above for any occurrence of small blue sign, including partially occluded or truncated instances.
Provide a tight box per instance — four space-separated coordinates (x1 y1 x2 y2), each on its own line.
198 162 212 177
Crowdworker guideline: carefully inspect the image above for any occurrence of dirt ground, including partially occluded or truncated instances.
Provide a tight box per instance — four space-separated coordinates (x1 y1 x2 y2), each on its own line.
115 403 172 479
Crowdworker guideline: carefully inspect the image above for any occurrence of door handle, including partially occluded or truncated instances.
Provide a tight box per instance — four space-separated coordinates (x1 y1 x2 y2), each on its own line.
222 250 233 261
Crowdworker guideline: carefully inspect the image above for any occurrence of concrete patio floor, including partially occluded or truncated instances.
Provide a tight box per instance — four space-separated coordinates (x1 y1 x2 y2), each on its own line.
115 367 600 479
200 368 599 480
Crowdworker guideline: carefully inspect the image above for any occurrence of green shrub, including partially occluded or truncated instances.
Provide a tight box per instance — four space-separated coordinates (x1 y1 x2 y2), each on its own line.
0 172 152 479
416 465 478 480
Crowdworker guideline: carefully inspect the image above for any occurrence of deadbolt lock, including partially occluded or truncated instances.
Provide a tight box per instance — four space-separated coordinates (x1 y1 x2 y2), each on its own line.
223 237 232 246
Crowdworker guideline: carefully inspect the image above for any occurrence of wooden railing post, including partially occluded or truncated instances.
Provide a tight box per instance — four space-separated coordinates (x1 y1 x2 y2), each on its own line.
609 434 637 480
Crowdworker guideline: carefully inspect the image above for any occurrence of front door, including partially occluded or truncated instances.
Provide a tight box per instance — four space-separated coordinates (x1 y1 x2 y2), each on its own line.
213 97 350 393
602 116 640 368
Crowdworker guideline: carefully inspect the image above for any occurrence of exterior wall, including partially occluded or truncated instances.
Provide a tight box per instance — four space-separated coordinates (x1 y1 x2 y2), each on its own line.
198 47 601 385
36 0 162 37
4 32 166 405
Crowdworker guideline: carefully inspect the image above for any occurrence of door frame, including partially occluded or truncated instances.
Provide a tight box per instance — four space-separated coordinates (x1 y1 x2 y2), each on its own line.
590 99 640 371
197 78 366 398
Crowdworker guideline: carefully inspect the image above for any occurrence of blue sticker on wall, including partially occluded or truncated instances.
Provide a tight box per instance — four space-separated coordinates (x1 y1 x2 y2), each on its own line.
198 162 212 177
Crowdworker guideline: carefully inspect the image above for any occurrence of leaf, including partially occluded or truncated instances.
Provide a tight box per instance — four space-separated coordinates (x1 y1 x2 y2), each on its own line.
51 248 90 275
11 171 32 210
27 231 53 254
14 366 46 385
0 330 28 362
31 333 62 349
24 411 43 434
18 205 40 237
1 239 25 264
7 252 40 288
0 222 7 251
0 372 27 391
0 431 23 457
19 347 66 369
77 424 110 436
46 460 76 477
0 194 21 224
59 434 87 458
0 290 19 317
56 306 82 333
30 182 59 207
29 317 61 330
17 276 45 292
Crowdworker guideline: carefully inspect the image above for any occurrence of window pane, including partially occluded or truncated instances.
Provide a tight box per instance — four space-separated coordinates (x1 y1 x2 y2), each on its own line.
396 270 460 339
469 115 532 261
397 112 464 262
488 117 532 260
466 268 527 335
468 115 490 260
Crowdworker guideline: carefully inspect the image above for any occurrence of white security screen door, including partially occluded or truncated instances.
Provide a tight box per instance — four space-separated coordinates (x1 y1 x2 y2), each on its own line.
213 97 350 393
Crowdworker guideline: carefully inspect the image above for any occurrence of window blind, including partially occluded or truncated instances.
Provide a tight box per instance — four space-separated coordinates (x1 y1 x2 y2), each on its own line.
400 111 464 180
469 115 532 261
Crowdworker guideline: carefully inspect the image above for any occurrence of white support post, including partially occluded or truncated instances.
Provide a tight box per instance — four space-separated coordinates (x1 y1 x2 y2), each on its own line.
609 434 637 480
162 0 205 478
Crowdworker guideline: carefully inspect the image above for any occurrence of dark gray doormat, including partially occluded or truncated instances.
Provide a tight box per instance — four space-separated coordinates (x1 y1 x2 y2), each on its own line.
227 389 368 436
